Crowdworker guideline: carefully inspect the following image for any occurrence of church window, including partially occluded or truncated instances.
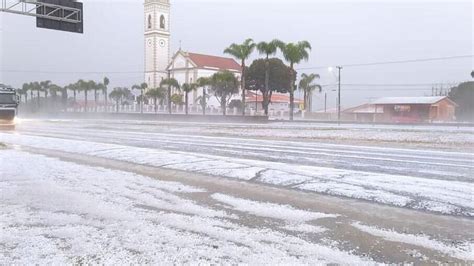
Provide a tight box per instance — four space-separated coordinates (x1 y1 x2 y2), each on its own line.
160 15 165 29
148 14 152 29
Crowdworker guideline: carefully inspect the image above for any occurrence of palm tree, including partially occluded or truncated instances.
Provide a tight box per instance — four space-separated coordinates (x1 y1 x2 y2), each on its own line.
96 82 106 112
66 82 79 112
109 87 123 113
298 73 321 112
224 38 256 116
256 39 284 115
103 77 110 112
209 71 239 116
40 80 51 99
31 82 41 109
181 83 197 115
145 87 166 113
76 79 90 112
21 83 30 104
279 41 312 121
132 82 148 113
196 77 211 115
49 84 63 110
160 78 180 114
91 81 101 112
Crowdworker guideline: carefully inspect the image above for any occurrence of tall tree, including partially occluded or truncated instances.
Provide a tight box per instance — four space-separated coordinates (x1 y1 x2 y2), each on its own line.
77 79 90 112
66 82 79 112
40 80 51 100
32 82 41 109
298 73 321 112
92 81 101 112
181 83 197 115
224 38 256 116
49 84 63 110
96 82 106 112
449 81 474 121
132 82 148 113
196 77 211 115
21 83 30 104
146 87 166 113
246 58 292 115
109 87 123 113
209 71 239 116
256 39 284 115
103 77 110 112
160 78 180 114
279 41 312 120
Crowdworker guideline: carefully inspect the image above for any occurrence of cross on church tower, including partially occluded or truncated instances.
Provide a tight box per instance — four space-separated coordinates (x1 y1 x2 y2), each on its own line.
144 0 171 89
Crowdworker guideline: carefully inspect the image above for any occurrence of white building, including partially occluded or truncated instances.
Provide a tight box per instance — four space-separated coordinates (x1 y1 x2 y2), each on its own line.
144 0 171 89
167 50 241 107
144 0 242 109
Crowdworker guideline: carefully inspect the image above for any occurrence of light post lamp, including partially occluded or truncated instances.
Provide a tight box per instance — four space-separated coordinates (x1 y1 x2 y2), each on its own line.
328 66 343 124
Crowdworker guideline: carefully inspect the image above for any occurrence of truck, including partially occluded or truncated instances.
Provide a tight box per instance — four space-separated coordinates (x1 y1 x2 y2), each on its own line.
0 88 19 128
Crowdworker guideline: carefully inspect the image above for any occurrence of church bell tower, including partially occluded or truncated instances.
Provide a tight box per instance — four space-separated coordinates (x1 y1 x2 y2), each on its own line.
144 0 170 89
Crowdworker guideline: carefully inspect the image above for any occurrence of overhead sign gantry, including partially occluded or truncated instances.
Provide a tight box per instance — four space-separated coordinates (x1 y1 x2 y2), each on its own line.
1 0 83 33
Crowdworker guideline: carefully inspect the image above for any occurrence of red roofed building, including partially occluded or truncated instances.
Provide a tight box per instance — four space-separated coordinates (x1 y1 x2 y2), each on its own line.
167 50 242 107
246 91 304 114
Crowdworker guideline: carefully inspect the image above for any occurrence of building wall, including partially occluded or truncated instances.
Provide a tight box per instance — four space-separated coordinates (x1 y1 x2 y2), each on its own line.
144 0 170 89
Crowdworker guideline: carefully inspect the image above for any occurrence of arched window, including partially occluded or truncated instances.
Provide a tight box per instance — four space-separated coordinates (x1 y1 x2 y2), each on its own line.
160 15 165 29
148 14 152 29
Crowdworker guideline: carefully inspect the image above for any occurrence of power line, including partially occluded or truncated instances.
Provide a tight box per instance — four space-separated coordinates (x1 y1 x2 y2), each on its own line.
297 55 473 70
320 82 463 87
2 55 472 74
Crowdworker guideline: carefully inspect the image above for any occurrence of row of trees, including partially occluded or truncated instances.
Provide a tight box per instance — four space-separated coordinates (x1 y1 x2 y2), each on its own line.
224 39 319 120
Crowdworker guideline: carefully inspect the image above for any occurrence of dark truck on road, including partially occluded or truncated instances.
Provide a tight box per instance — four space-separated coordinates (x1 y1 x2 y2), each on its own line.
0 88 19 128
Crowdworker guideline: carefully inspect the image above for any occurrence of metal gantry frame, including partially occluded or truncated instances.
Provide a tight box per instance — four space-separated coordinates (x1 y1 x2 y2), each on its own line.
1 0 81 23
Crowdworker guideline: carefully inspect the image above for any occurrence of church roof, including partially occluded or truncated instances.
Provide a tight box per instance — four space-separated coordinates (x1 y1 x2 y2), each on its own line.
187 52 241 72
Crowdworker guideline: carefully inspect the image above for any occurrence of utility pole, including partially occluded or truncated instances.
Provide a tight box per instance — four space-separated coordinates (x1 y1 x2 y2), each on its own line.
324 92 327 113
337 66 343 124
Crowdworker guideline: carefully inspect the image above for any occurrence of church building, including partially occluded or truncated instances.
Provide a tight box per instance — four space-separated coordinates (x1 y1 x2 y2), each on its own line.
144 0 242 109
144 0 171 89
167 50 241 105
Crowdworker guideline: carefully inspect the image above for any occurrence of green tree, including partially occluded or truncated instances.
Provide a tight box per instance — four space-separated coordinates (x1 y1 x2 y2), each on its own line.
49 84 63 110
76 80 90 112
31 82 41 109
109 87 123 113
196 77 211 115
279 41 312 120
449 81 474 121
132 82 148 113
66 82 79 111
170 93 183 106
40 80 51 100
209 71 239 116
146 87 166 113
298 73 321 112
224 38 256 116
160 78 180 114
21 83 30 104
256 40 284 114
246 58 293 115
181 83 197 115
103 77 110 112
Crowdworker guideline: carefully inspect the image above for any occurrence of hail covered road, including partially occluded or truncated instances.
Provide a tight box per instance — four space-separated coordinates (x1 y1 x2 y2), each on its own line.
1 118 473 264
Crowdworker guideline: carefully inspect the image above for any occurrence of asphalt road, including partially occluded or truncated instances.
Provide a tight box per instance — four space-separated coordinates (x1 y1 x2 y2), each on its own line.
1 118 473 263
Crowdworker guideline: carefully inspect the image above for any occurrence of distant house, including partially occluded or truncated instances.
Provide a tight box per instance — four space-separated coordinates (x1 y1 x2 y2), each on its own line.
370 96 457 123
343 103 384 122
167 50 241 107
245 91 304 113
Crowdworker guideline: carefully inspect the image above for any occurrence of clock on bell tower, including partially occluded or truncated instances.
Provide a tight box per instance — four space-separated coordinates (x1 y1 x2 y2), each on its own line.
144 0 170 89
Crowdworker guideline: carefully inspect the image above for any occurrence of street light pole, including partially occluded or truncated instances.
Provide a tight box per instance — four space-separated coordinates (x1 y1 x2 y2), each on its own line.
337 66 343 124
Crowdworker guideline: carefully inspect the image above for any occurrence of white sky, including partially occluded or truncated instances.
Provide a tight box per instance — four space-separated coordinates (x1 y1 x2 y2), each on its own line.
1 0 472 108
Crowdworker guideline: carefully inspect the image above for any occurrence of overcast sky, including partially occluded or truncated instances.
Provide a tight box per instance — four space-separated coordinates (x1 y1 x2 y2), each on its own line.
1 0 472 109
